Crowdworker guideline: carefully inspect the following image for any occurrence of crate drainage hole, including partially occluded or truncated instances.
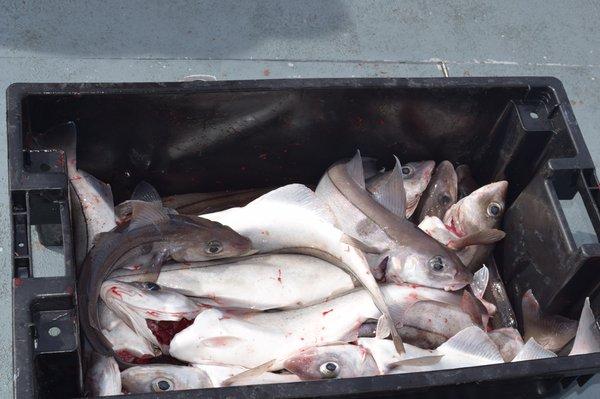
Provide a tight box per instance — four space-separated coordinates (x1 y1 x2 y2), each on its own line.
40 163 51 172
48 326 61 337
529 112 539 119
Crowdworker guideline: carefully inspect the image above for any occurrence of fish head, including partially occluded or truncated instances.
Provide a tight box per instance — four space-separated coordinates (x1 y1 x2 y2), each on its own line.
402 160 435 214
169 216 255 261
386 243 472 291
427 161 458 212
283 344 378 380
100 280 200 320
444 180 508 235
121 365 212 393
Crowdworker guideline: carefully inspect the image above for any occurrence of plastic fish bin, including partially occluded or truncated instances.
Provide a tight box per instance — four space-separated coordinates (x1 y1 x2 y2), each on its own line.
7 77 600 398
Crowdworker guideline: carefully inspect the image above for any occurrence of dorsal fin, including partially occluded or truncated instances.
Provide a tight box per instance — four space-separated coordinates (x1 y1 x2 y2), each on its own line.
513 338 556 361
131 181 161 204
369 156 406 217
346 150 366 189
437 326 503 364
570 297 600 355
246 184 337 225
129 201 169 229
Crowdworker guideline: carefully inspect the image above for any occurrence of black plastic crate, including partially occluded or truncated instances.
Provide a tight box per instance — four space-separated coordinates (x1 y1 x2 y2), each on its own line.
8 77 600 398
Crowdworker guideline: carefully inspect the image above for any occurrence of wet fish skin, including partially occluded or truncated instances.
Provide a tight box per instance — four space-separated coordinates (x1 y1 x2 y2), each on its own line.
317 153 471 293
78 203 253 357
522 289 578 352
366 160 435 218
416 160 458 222
168 284 472 369
121 364 212 393
201 183 407 354
456 165 479 199
99 301 157 359
86 353 121 397
283 343 380 380
115 254 355 311
162 189 271 215
193 364 300 387
488 328 524 362
443 180 508 238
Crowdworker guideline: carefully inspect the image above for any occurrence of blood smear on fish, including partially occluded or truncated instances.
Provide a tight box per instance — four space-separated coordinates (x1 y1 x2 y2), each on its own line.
146 319 194 346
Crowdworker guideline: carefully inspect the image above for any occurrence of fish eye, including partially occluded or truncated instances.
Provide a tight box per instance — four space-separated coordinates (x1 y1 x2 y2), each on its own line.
143 282 160 291
319 362 340 378
440 194 452 205
151 378 173 392
487 202 503 217
401 166 414 178
429 256 445 272
205 240 223 254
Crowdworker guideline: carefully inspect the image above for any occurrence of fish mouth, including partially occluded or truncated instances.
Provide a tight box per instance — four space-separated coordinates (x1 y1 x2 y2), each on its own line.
445 272 473 291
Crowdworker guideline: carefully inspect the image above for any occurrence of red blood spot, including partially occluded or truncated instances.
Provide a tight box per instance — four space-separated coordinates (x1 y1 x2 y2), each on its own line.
277 269 282 284
446 219 464 237
262 68 270 76
109 286 123 299
13 278 22 287
146 310 159 318
131 264 141 270
146 318 193 346
408 292 419 301
410 284 420 289
322 309 333 316
115 350 154 364
70 175 82 181
258 153 268 160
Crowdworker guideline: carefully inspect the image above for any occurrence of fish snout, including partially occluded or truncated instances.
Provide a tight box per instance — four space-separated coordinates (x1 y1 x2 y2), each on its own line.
446 269 473 291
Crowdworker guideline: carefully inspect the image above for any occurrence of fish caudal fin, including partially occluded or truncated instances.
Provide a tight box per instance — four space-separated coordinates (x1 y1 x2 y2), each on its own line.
570 297 600 356
512 338 556 361
438 326 503 364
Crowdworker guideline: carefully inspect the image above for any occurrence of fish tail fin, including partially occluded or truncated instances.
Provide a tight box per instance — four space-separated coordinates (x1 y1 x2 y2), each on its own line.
438 326 503 364
570 297 600 355
513 338 556 361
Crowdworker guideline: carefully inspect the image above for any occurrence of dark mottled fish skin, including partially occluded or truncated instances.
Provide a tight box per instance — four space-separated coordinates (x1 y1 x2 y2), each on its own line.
162 189 272 215
416 161 457 222
78 213 253 358
456 165 479 199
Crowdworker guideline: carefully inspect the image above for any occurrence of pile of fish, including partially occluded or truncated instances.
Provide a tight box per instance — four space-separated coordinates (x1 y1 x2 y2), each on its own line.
67 143 600 396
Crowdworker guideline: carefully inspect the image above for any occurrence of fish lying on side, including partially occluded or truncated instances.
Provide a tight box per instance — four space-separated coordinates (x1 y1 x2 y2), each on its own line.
569 297 600 355
99 301 157 360
415 160 457 222
366 160 435 218
114 254 355 311
201 183 407 353
522 289 578 352
86 353 122 397
101 280 203 353
121 365 212 393
456 164 478 199
63 122 117 266
193 364 300 387
169 284 478 370
78 204 254 358
315 151 471 294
